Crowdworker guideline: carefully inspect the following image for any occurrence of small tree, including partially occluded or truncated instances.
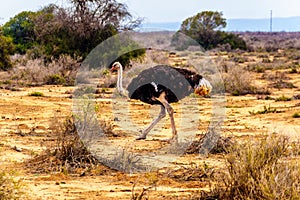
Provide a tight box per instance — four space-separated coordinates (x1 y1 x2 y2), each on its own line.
2 11 37 54
34 0 143 60
179 11 226 49
180 11 226 33
177 11 247 50
3 0 144 65
0 29 15 71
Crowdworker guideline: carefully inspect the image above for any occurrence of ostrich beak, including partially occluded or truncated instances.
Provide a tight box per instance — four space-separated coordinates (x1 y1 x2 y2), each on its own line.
194 78 212 96
110 66 116 71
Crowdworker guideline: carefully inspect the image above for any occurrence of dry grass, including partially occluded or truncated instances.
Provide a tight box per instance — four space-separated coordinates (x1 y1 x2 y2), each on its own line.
0 170 27 200
261 71 297 89
215 56 270 95
167 162 214 182
186 134 232 154
222 65 263 95
26 113 127 175
10 55 80 86
249 105 279 115
26 116 100 174
240 32 300 51
201 134 300 199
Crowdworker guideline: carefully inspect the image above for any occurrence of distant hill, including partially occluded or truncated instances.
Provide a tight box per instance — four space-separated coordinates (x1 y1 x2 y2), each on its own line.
227 17 300 32
141 17 300 32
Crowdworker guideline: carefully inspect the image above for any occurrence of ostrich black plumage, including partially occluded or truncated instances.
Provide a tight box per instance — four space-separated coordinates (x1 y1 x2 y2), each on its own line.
111 62 212 141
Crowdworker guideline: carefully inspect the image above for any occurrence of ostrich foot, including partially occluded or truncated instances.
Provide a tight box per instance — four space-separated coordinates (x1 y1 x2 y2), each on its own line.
136 132 147 140
162 135 178 143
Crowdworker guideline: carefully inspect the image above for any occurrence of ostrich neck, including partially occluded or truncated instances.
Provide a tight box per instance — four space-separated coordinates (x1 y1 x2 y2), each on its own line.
117 66 124 93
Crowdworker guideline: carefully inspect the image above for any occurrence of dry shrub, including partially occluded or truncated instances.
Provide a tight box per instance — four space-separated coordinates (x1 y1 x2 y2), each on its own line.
27 116 99 174
222 65 257 95
186 134 232 154
101 74 117 88
10 55 80 86
293 94 300 100
216 58 270 95
261 71 289 81
202 134 300 199
99 120 118 137
167 162 214 182
27 114 122 174
262 71 297 89
131 174 157 200
247 58 289 73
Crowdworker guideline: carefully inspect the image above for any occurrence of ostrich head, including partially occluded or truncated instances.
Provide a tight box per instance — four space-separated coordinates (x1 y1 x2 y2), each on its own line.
111 62 122 71
194 77 212 96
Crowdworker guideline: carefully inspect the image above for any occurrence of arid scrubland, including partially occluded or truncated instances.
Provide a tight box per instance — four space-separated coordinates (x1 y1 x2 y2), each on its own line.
0 32 299 199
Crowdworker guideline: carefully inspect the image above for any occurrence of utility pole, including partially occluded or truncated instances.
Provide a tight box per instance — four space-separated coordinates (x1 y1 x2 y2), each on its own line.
270 10 273 32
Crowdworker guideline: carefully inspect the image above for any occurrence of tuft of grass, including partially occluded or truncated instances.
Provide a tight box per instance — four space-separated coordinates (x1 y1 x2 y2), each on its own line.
292 112 300 118
290 67 298 74
168 162 214 182
0 170 27 199
275 95 292 102
249 105 279 115
265 95 274 100
26 114 123 174
28 91 44 97
270 80 297 89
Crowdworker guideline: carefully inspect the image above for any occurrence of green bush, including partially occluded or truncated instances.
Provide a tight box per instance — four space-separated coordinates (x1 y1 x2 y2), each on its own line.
4 2 144 64
219 31 247 50
292 112 300 118
249 105 278 115
275 95 292 102
2 11 37 54
46 74 66 85
0 30 15 71
28 91 44 97
176 11 247 50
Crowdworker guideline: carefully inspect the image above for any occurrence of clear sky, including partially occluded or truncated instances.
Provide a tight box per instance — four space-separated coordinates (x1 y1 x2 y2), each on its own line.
1 0 300 24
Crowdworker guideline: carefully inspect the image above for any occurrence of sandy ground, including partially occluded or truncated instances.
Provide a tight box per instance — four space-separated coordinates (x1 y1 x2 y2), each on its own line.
0 65 300 199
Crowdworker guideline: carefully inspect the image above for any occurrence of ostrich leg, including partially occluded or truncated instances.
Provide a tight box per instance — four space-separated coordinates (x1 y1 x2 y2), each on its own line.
136 105 166 140
157 92 178 140
161 101 178 141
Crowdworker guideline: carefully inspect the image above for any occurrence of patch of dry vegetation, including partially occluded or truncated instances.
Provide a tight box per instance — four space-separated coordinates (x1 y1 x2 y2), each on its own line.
201 134 300 199
240 32 300 51
261 71 297 89
0 170 27 200
167 162 214 183
216 58 270 95
9 55 80 86
26 116 100 174
186 133 232 154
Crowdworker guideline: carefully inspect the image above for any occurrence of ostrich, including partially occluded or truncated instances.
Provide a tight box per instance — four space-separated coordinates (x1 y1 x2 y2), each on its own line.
111 62 212 141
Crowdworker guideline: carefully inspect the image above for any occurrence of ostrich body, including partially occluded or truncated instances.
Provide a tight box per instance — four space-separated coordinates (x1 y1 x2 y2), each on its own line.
111 62 212 141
